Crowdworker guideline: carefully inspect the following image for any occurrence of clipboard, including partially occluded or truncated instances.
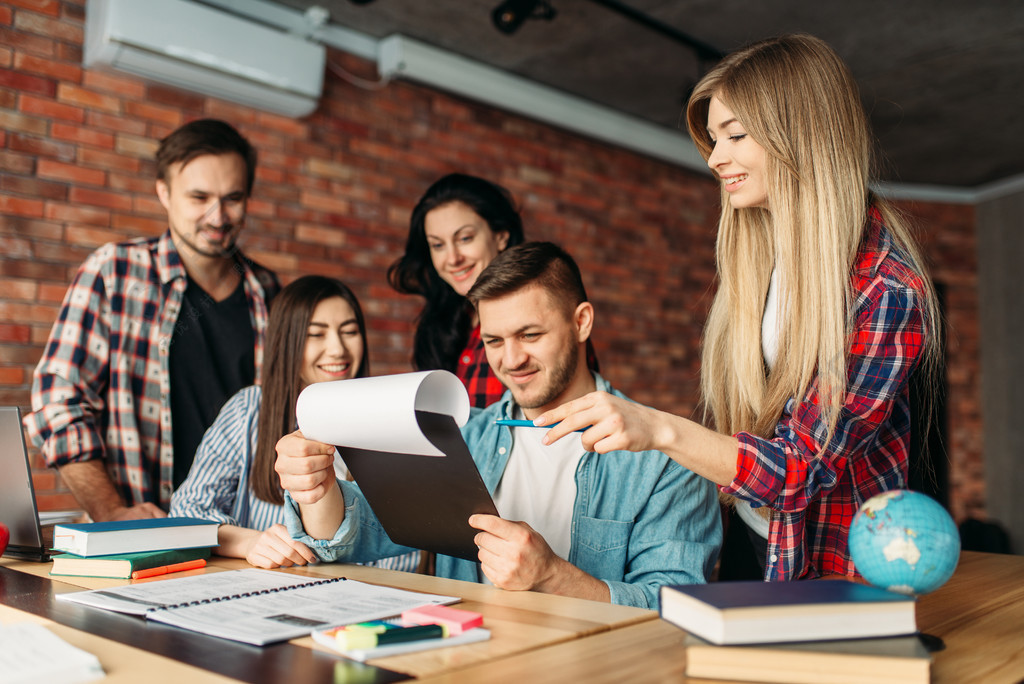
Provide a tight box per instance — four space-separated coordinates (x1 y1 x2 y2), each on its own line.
338 410 498 562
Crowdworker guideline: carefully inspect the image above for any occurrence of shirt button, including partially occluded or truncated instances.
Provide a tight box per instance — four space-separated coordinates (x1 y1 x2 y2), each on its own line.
769 554 778 563
461 355 471 364
498 447 506 455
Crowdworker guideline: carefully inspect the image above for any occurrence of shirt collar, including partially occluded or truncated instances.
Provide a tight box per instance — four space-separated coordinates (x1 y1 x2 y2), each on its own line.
155 229 188 286
852 207 894 279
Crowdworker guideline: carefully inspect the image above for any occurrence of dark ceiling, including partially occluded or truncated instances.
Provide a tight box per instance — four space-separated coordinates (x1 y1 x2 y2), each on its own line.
267 0 1023 189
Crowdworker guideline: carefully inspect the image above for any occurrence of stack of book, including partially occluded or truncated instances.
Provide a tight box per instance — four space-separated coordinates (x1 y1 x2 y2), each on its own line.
659 579 930 684
50 517 218 579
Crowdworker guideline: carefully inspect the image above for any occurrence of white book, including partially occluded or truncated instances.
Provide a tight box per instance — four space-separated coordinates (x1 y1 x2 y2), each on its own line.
57 568 460 646
52 517 218 556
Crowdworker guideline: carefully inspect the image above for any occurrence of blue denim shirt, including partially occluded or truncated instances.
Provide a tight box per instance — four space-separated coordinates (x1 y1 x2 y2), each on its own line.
284 374 722 609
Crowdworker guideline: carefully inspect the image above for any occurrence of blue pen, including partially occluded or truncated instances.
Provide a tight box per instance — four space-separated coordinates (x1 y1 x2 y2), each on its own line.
494 419 588 433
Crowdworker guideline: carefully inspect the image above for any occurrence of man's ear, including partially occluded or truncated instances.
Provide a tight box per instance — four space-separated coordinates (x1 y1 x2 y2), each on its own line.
574 301 594 343
155 179 171 211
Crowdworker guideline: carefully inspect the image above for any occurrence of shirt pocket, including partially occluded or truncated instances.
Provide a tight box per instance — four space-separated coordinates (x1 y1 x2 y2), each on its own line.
574 516 633 579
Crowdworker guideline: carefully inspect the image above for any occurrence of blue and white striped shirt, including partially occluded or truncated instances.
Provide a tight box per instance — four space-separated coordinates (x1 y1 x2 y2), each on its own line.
170 385 420 573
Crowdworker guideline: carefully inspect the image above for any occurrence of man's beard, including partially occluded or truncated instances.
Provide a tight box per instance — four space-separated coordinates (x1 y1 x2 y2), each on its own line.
509 342 578 410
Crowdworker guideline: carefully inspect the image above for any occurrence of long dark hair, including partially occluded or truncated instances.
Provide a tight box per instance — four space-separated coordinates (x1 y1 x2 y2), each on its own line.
387 173 525 371
252 275 370 505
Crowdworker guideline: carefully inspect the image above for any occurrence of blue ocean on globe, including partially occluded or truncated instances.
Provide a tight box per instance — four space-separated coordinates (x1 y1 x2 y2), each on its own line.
848 490 960 595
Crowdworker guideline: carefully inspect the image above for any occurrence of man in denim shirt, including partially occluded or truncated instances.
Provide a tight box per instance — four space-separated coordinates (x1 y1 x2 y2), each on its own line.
277 242 721 608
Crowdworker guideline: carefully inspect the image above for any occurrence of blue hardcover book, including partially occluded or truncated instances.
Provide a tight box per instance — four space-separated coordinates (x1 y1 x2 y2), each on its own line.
52 517 219 557
659 579 917 645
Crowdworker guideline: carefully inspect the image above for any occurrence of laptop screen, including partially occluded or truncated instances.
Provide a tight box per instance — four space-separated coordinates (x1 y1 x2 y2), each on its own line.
0 407 49 561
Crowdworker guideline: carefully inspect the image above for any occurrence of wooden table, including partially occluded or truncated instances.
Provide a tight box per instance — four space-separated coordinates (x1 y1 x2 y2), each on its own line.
1 555 655 682
407 551 1024 684
3 551 1022 683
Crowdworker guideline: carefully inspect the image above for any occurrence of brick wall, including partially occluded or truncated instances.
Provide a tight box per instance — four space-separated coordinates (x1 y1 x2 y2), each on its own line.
0 0 984 520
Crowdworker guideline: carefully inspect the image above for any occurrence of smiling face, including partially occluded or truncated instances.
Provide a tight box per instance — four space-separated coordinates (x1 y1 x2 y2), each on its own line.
299 296 365 387
478 285 593 418
424 201 510 297
706 96 769 211
156 152 249 260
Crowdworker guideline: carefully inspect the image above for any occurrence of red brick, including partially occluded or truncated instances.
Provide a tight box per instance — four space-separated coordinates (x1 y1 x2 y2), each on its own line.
0 193 45 217
14 9 82 43
45 202 111 226
0 7 11 24
0 110 46 137
132 195 163 216
57 82 121 113
68 186 132 212
0 216 63 241
78 146 141 174
38 282 68 302
82 69 146 99
0 324 31 343
0 175 67 201
0 149 34 174
0 66 54 95
50 122 115 148
86 110 147 136
145 83 205 112
19 92 83 122
14 51 81 82
0 366 25 385
299 190 351 215
30 469 57 492
37 158 105 186
55 40 80 63
123 99 182 128
108 175 153 198
0 27 53 56
115 134 158 160
63 225 124 247
35 492 81 512
9 132 75 161
112 213 165 236
7 0 61 17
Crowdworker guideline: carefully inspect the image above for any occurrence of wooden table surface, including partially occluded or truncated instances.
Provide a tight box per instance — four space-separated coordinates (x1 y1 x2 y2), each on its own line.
3 550 1022 683
406 550 1024 684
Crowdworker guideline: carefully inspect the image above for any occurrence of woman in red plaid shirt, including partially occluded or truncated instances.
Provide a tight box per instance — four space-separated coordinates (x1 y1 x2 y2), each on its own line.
536 34 942 581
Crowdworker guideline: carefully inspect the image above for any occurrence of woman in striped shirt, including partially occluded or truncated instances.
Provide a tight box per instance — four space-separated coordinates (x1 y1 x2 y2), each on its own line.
171 275 419 571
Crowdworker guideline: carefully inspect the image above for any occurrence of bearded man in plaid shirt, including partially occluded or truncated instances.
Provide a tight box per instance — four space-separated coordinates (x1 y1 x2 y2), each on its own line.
26 119 280 522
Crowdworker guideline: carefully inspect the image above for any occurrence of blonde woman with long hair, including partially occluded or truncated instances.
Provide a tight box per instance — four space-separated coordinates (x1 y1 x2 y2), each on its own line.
536 34 941 581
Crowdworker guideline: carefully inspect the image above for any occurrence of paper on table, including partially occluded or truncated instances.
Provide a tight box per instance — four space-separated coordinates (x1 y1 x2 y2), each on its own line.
296 370 470 457
0 622 105 683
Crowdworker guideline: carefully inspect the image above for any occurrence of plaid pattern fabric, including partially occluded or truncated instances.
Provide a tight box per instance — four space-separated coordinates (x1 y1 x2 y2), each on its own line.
721 211 928 581
26 230 279 510
456 326 506 409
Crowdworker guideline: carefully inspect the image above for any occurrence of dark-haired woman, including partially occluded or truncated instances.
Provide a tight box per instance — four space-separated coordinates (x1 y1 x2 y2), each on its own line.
171 275 419 571
388 173 525 408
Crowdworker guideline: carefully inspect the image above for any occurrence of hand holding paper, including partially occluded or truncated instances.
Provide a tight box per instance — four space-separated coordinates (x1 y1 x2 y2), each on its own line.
274 430 337 505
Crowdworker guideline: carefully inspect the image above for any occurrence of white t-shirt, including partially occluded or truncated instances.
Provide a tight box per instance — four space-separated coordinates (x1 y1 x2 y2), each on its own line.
490 410 584 563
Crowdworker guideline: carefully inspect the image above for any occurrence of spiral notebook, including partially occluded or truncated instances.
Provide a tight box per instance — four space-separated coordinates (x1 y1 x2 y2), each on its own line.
56 568 459 645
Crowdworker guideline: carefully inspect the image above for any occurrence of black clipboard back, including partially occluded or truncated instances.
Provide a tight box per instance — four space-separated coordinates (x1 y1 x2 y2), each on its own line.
337 410 498 562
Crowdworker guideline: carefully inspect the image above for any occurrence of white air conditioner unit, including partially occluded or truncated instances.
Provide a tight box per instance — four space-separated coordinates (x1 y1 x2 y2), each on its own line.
84 0 325 117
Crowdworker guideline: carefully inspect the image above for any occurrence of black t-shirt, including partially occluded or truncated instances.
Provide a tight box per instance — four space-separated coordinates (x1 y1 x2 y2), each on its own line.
168 276 256 489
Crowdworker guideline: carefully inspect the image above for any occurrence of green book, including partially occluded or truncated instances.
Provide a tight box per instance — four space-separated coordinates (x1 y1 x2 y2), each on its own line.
49 546 212 579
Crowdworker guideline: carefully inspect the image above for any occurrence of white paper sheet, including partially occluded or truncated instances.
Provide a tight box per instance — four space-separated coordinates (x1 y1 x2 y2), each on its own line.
295 370 470 457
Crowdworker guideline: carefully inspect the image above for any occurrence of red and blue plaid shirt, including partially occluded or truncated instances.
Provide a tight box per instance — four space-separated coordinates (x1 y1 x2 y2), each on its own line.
720 212 929 581
456 326 506 409
26 230 279 509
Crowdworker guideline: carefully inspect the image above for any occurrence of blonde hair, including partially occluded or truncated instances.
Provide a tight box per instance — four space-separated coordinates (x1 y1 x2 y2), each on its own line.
685 34 941 450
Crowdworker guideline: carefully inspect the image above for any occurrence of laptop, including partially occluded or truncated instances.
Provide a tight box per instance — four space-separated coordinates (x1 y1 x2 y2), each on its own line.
0 406 52 561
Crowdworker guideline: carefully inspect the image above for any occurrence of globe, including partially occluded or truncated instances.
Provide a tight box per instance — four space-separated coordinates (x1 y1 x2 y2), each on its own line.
848 490 960 595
